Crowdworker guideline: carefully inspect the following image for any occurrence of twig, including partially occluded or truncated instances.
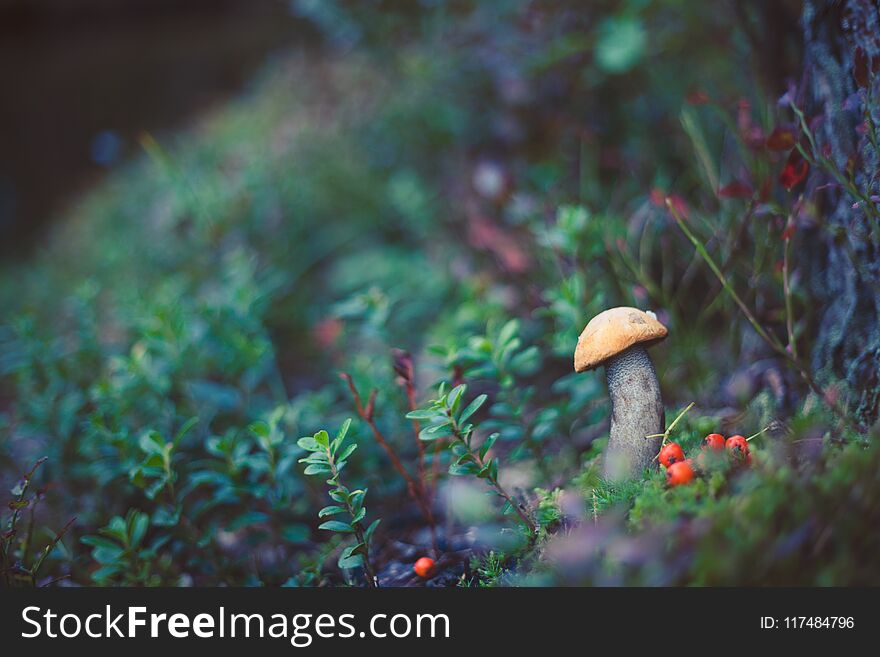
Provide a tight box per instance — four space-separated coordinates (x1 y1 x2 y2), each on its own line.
39 573 72 587
392 350 427 496
339 373 437 539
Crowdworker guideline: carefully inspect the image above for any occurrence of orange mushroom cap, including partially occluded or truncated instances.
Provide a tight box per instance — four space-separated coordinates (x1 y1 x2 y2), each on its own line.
574 307 668 372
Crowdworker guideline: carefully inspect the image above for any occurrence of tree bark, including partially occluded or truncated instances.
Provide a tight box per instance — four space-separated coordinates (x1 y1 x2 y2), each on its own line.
801 0 880 427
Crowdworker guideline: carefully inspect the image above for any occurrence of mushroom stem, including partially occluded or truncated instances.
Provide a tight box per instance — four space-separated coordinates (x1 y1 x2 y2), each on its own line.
603 345 665 480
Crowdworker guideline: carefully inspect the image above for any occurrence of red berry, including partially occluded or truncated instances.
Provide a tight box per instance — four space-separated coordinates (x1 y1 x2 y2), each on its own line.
702 433 726 450
659 442 686 468
726 435 750 462
413 557 436 578
665 460 695 487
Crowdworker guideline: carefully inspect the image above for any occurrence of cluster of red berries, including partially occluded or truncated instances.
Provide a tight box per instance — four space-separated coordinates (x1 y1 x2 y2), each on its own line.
659 433 752 487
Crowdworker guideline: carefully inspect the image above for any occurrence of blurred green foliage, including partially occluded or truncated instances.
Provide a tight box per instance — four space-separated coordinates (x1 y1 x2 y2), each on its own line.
2 1 875 587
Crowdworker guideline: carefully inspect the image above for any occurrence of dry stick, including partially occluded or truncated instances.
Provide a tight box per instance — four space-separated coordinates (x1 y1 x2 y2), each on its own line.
666 199 864 433
339 373 438 543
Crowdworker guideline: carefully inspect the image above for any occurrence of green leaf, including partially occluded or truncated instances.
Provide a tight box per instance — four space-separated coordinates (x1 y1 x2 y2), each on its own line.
338 552 364 569
364 519 381 543
129 512 149 549
91 544 124 564
337 443 358 462
298 453 328 465
449 462 481 476
405 409 435 420
419 422 452 441
318 505 346 518
304 464 331 476
173 417 199 448
340 543 366 560
138 431 165 455
459 394 487 424
91 564 122 583
318 520 354 533
348 489 366 512
352 507 366 524
336 418 352 442
296 436 322 452
314 430 330 448
99 518 127 543
81 536 121 550
498 319 519 346
329 489 348 503
479 432 499 460
248 421 270 439
447 384 466 413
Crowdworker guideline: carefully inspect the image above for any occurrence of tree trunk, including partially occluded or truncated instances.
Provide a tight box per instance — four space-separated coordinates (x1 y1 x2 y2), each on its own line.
801 0 880 427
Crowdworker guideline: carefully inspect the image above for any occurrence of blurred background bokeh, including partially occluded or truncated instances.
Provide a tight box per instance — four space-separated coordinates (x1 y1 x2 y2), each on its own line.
3 0 880 588
0 0 316 255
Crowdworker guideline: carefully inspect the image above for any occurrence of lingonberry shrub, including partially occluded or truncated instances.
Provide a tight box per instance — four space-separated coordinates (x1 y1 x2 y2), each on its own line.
298 419 381 587
407 384 536 534
82 510 173 586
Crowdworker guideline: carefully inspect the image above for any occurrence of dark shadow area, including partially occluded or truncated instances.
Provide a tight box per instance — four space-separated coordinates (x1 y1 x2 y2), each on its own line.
0 0 318 257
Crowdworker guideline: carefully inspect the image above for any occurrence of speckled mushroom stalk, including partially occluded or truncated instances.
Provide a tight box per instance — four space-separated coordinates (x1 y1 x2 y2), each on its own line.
603 344 664 480
574 307 668 481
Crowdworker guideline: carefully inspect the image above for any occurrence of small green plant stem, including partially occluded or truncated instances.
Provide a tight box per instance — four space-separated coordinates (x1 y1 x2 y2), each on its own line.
647 401 694 439
2 458 46 586
29 517 76 586
783 214 798 360
667 199 863 433
647 402 695 460
789 102 880 225
325 450 378 588
445 410 537 535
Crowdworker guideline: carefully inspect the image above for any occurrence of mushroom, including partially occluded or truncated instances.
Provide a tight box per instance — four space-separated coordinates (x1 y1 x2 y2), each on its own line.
574 307 668 480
